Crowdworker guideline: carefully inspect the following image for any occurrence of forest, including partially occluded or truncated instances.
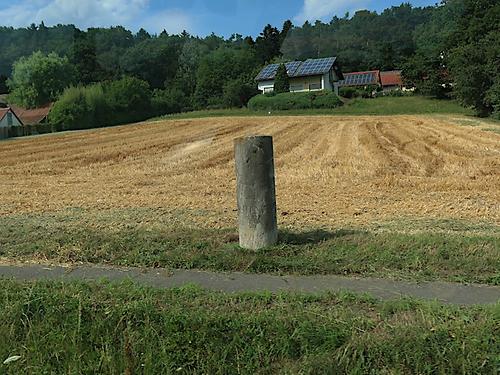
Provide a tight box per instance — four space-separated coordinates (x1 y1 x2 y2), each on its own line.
0 0 498 129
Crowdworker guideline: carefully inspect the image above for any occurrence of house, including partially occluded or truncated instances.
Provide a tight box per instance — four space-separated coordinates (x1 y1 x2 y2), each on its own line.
338 70 381 88
0 107 24 140
10 103 52 125
0 107 23 128
255 57 344 95
380 70 404 91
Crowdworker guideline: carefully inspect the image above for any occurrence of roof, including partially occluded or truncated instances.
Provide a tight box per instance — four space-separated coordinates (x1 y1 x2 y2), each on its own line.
10 103 52 125
0 108 9 121
256 57 338 81
339 71 380 87
0 107 24 126
380 70 403 86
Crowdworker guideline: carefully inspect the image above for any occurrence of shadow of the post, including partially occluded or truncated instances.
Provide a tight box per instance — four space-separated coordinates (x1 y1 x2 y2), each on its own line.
278 229 363 245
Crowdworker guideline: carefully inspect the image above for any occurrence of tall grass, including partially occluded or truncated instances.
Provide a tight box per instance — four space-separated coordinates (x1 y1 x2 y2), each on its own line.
0 280 498 374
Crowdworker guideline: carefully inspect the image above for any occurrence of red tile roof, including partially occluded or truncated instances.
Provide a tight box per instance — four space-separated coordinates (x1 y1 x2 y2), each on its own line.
0 108 9 121
0 107 24 125
380 70 403 87
10 103 52 125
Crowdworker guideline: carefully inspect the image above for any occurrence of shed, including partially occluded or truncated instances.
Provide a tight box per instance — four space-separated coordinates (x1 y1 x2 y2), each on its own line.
0 107 24 140
11 103 52 125
380 70 404 91
338 71 381 88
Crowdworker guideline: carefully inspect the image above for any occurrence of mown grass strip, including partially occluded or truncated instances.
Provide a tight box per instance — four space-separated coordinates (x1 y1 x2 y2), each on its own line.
1 211 498 285
0 280 498 374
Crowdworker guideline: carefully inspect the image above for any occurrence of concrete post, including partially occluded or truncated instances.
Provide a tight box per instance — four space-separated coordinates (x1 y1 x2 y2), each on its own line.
234 136 278 250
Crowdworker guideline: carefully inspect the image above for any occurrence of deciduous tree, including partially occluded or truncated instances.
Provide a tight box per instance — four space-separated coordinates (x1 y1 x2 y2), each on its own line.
7 51 75 108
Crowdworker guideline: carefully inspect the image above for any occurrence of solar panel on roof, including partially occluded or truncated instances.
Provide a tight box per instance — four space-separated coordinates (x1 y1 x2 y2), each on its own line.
293 57 336 77
339 71 380 87
256 61 304 81
285 61 302 76
256 57 338 81
255 64 279 81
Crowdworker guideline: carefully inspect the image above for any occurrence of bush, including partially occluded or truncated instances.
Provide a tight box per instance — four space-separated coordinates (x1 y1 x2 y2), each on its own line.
339 85 380 99
105 76 152 124
222 79 259 108
339 87 358 98
50 76 153 131
49 86 94 131
375 89 414 98
248 90 343 111
152 88 190 115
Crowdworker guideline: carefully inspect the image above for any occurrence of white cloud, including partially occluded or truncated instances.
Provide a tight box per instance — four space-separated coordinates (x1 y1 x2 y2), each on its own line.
143 9 194 34
295 0 370 23
36 0 148 28
0 0 193 34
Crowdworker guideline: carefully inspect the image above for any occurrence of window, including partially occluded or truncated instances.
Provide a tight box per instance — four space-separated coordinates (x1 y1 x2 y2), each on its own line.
290 84 304 92
6 112 13 126
309 82 322 90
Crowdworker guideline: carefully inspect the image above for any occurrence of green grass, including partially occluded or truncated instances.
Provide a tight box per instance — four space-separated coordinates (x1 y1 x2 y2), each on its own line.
162 96 473 120
1 209 499 285
449 116 500 134
0 280 498 374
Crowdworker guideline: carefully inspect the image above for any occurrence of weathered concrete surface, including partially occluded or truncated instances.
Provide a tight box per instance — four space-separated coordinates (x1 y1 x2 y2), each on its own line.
234 136 278 250
1 264 499 305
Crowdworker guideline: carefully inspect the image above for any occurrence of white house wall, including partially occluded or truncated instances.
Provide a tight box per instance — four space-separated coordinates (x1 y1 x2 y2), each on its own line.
322 72 333 91
258 80 275 93
257 66 341 93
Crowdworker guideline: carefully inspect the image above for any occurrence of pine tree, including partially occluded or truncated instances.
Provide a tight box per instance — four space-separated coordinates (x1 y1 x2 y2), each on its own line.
274 64 290 93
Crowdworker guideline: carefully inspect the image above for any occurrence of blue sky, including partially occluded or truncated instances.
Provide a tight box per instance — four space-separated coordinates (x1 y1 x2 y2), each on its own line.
0 0 438 37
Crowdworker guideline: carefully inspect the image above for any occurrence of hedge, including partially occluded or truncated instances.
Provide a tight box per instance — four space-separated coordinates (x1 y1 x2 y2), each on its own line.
248 90 343 111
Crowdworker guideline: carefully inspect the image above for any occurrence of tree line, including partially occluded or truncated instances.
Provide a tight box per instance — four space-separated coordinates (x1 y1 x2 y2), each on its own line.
0 0 498 128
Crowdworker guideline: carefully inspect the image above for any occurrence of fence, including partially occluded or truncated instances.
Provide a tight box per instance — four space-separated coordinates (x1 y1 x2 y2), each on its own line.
0 124 53 140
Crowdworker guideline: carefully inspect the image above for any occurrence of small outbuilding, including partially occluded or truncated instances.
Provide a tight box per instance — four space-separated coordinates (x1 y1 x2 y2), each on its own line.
0 108 23 128
338 71 381 88
255 57 344 95
380 70 404 91
0 107 24 139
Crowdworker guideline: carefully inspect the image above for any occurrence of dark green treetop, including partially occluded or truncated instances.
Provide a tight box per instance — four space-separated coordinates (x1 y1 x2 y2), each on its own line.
274 64 290 94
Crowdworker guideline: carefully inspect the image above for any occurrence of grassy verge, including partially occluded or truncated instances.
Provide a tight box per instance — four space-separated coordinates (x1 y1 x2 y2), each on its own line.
1 209 498 285
162 96 473 120
0 280 498 374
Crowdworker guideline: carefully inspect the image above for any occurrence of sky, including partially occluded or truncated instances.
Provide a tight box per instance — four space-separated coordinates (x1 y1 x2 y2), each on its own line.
0 0 439 37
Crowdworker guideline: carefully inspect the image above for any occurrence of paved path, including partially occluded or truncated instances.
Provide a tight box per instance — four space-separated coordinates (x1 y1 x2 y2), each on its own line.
1 263 499 305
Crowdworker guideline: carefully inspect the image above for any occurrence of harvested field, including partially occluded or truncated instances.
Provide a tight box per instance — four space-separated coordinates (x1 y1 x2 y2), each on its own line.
0 115 499 231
